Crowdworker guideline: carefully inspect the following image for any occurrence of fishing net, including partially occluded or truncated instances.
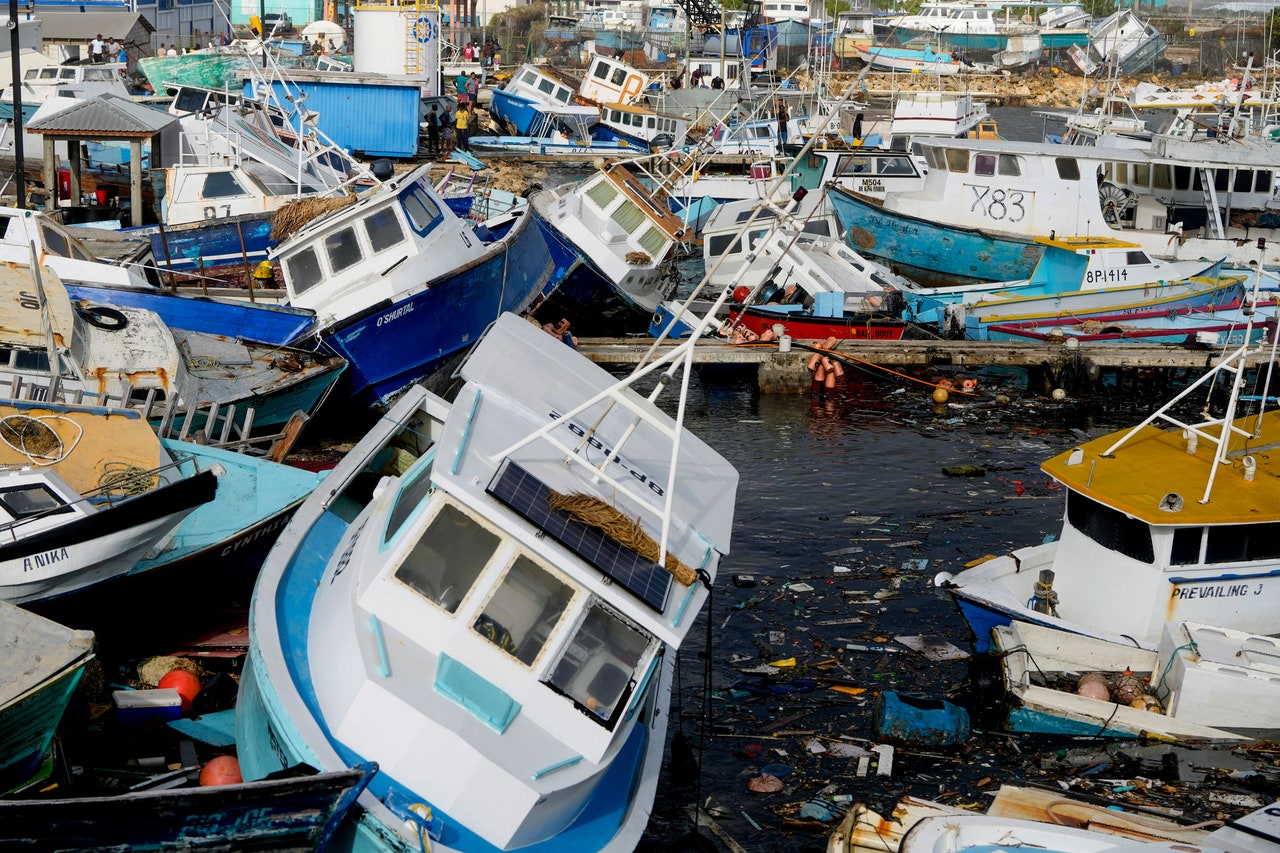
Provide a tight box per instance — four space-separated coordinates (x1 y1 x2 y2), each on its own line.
271 194 358 241
547 491 696 586
0 415 61 460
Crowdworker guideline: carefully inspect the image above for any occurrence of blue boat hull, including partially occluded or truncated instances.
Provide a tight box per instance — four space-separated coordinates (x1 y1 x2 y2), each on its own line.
321 209 560 409
488 89 540 136
62 284 317 347
829 187 1044 286
125 215 275 273
0 664 85 791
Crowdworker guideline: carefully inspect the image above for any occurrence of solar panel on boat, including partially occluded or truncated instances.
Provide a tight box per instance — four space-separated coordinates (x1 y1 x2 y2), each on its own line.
487 460 672 612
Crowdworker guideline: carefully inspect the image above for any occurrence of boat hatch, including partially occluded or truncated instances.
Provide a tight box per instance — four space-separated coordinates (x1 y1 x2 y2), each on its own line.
488 459 674 613
0 482 74 523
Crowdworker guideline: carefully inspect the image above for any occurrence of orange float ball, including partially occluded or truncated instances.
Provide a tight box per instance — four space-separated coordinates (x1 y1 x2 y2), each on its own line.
158 669 201 713
932 387 949 404
199 755 242 787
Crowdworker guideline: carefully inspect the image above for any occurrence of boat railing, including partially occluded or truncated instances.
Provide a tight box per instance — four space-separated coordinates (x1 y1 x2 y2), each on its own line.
0 373 303 459
1099 259 1279 504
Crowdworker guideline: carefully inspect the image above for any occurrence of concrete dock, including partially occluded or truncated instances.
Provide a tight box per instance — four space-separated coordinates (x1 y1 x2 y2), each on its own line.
575 337 1275 394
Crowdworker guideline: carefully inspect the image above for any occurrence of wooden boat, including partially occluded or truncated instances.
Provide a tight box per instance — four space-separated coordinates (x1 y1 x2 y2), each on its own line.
0 601 94 790
235 312 738 851
0 400 216 604
0 763 375 849
899 813 1230 853
0 263 343 435
935 275 1280 651
270 163 561 408
981 299 1275 346
990 619 1278 740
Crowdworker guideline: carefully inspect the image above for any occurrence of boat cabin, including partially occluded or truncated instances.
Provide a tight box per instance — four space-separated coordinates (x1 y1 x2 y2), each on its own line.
579 55 650 106
1025 236 1210 292
762 0 815 23
596 103 687 149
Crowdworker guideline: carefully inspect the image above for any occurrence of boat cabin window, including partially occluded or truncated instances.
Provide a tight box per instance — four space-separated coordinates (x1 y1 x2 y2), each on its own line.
1256 172 1271 193
1153 164 1172 190
876 156 915 176
547 601 650 725
998 154 1020 176
1132 163 1150 188
402 185 443 234
707 233 742 257
975 154 996 177
585 179 619 210
945 149 969 173
324 226 363 273
1065 491 1154 564
638 225 666 255
593 61 610 79
363 207 406 253
474 555 574 665
520 70 538 86
285 247 324 295
537 78 555 96
611 200 645 234
1125 251 1150 265
611 68 627 85
1055 158 1080 181
0 483 70 520
1172 522 1280 566
395 502 499 613
38 224 91 261
1234 170 1254 193
202 172 248 199
554 87 571 104
1111 162 1128 184
385 463 434 544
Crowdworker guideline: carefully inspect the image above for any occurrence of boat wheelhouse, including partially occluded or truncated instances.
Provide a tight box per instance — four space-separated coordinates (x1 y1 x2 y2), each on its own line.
489 64 594 137
594 103 688 151
578 55 650 107
531 162 686 335
273 164 560 408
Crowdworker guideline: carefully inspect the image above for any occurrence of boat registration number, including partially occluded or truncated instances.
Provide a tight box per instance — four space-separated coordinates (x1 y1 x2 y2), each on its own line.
967 185 1028 223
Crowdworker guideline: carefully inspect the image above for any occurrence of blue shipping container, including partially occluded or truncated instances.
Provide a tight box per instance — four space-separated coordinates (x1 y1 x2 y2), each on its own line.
245 77 421 158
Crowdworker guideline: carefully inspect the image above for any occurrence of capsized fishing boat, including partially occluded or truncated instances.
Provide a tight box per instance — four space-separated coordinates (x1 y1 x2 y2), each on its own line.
0 763 376 850
990 619 1280 740
0 400 216 605
0 601 94 790
270 163 560 408
530 161 686 335
935 272 1280 651
488 64 597 137
724 231 916 341
0 262 342 435
236 311 738 851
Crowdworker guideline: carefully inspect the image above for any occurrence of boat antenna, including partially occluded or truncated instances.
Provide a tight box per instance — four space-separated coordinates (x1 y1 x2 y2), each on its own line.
1099 239 1278 504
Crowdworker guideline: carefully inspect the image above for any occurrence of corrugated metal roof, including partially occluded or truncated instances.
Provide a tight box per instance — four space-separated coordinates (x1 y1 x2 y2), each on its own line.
26 93 175 136
36 11 154 42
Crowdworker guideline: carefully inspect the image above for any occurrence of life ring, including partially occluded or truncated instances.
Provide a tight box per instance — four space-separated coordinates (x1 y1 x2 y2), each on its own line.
79 305 128 331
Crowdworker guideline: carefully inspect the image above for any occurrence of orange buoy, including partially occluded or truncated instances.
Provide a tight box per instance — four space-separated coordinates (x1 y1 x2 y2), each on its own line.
158 669 201 713
199 755 242 787
733 285 751 303
932 387 949 403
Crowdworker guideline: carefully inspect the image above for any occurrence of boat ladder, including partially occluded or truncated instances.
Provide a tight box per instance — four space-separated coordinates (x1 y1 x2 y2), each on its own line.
1199 167 1226 239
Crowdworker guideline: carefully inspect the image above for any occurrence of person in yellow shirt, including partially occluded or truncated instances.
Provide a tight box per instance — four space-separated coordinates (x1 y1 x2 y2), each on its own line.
455 103 471 153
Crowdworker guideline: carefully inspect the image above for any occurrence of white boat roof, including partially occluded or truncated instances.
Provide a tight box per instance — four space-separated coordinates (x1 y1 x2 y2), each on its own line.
0 599 94 707
914 135 1279 168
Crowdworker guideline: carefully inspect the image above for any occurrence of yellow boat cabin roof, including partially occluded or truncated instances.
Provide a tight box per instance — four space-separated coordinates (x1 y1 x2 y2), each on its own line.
1033 236 1142 253
1042 410 1280 526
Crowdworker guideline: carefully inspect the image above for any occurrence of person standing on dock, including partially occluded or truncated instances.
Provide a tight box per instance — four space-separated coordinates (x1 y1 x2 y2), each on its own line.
776 100 789 146
456 103 471 152
466 72 479 105
455 71 469 105
90 34 105 63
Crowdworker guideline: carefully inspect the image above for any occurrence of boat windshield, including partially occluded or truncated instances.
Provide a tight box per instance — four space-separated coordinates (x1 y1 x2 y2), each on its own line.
394 502 499 613
473 555 574 666
1065 491 1154 564
547 602 651 725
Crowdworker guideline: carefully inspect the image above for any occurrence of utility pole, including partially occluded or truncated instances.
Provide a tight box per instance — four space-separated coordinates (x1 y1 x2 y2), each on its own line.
8 0 22 208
